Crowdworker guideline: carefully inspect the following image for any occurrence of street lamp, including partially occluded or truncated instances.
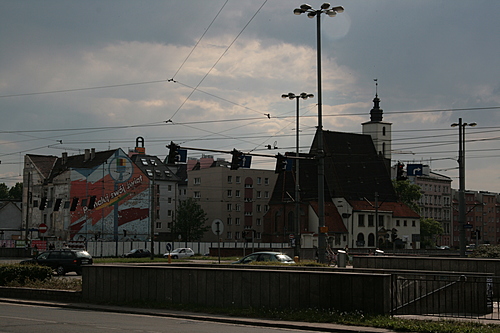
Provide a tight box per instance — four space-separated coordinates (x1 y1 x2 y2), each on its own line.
450 118 477 257
294 3 344 263
281 92 314 257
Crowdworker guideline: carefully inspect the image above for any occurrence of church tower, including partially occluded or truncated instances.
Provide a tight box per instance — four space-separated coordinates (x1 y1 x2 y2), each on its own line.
362 80 392 162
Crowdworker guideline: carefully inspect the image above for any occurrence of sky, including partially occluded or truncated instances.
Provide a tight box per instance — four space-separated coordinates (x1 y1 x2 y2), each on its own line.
1 0 499 193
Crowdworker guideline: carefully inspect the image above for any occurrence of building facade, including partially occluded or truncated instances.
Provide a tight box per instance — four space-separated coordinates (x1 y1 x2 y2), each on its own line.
186 157 278 243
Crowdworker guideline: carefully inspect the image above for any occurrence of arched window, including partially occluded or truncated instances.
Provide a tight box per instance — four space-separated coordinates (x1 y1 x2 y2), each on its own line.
357 232 365 243
368 233 375 247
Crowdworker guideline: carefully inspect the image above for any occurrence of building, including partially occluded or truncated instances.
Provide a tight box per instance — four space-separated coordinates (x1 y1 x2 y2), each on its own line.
451 190 500 247
0 200 22 241
405 166 453 246
186 156 278 243
23 148 152 242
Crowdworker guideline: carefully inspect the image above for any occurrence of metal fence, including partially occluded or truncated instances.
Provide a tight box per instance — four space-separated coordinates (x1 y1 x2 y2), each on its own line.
391 272 498 320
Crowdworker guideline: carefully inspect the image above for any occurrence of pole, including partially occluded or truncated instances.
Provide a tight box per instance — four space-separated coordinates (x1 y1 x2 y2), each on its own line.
316 10 326 263
458 118 466 257
295 96 301 258
24 171 31 243
375 192 379 249
150 163 155 260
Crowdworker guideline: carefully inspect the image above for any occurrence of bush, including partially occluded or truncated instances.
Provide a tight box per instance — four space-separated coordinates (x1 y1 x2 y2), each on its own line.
469 245 500 258
0 264 53 285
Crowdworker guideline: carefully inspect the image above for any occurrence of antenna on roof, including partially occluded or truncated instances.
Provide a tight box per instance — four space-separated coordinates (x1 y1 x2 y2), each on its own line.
374 78 378 97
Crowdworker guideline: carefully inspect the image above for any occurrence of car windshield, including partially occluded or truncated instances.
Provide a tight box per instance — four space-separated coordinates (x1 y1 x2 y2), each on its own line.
75 251 92 258
276 254 293 262
171 249 182 253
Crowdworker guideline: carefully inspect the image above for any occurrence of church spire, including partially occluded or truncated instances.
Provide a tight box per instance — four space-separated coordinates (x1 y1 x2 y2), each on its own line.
370 79 383 122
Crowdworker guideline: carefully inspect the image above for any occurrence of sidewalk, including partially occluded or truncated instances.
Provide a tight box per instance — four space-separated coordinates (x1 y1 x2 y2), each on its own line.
0 298 401 333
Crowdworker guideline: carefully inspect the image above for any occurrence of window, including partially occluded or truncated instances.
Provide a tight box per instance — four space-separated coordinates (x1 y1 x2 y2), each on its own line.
235 204 241 211
378 215 384 227
194 177 201 185
226 231 232 239
257 204 261 212
358 214 365 227
264 205 269 212
146 170 153 177
168 197 172 203
194 191 201 198
368 215 374 227
264 178 269 185
257 177 262 185
403 220 407 226
235 217 241 225
235 231 240 239
140 158 148 165
412 220 416 227
228 176 232 183
156 222 162 229
396 219 400 226
236 176 241 183
235 190 240 197
227 190 232 197
227 217 232 225
168 185 172 191
264 191 269 198
256 218 262 226
227 204 232 211
256 191 261 198
168 210 172 217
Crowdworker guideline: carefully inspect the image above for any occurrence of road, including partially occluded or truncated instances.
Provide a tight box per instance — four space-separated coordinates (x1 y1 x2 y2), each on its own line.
0 301 345 333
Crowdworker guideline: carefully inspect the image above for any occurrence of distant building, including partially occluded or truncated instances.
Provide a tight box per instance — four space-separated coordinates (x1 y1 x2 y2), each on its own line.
23 148 152 242
404 165 453 246
185 156 278 243
0 200 22 241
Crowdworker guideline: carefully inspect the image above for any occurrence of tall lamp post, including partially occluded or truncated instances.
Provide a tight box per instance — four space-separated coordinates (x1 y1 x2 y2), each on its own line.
451 118 476 257
281 92 314 257
294 3 344 263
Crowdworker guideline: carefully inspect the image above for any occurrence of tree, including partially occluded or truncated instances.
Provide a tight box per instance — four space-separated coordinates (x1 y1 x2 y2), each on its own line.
8 182 23 200
420 218 444 249
0 183 9 199
172 198 209 242
392 179 422 214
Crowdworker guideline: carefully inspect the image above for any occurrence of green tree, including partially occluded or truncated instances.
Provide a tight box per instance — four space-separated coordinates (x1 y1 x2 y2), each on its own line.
0 183 9 199
173 198 209 242
8 182 23 200
392 179 422 214
420 218 444 249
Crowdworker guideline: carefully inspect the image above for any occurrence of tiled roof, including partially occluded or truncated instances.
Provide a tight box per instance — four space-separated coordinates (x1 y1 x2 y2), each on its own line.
310 201 348 233
27 154 58 179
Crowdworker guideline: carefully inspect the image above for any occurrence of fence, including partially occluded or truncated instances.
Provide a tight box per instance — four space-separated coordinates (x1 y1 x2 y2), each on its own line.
391 272 498 320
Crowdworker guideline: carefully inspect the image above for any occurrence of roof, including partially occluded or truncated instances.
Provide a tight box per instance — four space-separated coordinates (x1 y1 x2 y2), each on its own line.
310 130 397 202
310 201 348 233
130 154 181 182
27 154 58 179
348 200 420 218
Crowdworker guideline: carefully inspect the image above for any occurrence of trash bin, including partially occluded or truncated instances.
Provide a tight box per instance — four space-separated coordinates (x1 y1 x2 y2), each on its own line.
337 249 347 267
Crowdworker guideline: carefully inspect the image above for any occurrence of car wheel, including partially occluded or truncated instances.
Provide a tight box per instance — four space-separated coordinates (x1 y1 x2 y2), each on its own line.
56 266 66 276
172 255 178 259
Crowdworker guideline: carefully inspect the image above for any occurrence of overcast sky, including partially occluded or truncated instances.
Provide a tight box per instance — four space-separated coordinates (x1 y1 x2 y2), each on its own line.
1 0 499 193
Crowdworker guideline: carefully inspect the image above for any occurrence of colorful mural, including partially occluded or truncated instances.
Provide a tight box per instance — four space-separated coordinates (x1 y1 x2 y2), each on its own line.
69 150 150 241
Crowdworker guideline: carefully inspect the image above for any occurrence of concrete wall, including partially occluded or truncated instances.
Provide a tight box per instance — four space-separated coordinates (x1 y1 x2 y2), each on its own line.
82 265 391 314
353 256 500 277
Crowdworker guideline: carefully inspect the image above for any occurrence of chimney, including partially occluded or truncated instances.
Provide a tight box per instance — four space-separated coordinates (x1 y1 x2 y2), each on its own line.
62 152 68 165
91 148 96 160
84 149 90 162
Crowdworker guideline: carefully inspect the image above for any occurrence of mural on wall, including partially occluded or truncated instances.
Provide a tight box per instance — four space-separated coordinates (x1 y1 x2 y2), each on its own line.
69 149 150 241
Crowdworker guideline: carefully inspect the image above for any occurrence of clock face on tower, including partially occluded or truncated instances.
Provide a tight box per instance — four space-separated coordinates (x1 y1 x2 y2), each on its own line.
108 155 133 183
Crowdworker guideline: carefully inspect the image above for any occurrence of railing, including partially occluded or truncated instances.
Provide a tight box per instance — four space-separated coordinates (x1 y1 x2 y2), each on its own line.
391 273 497 320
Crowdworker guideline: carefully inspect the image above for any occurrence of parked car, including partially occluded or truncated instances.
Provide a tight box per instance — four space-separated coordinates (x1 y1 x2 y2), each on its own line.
232 251 295 264
123 249 151 258
163 248 194 259
21 249 93 275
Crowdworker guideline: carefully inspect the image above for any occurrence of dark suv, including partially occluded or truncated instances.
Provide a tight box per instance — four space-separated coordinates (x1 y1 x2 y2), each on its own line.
22 249 93 275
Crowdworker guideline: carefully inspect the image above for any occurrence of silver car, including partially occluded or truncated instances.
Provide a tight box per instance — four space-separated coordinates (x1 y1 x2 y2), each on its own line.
163 247 195 259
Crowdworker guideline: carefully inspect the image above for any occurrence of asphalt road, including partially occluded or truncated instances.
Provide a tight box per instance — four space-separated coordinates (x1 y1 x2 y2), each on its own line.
0 300 393 333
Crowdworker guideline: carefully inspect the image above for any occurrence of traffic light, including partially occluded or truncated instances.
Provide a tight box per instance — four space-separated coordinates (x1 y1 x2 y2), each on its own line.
230 149 243 170
88 196 96 209
396 162 406 180
39 197 47 210
275 153 291 173
70 197 79 211
167 141 180 164
53 198 62 211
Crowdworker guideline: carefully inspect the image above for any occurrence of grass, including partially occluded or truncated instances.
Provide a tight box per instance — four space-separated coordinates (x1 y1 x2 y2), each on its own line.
6 276 82 291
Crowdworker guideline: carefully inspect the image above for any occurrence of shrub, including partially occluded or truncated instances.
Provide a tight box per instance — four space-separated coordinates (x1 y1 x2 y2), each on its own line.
469 245 500 258
0 264 53 285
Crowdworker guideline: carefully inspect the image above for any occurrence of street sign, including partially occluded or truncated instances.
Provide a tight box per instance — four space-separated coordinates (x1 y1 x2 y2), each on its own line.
38 223 48 234
239 154 252 168
211 219 224 235
166 243 172 252
289 234 294 239
464 223 473 229
407 164 423 176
